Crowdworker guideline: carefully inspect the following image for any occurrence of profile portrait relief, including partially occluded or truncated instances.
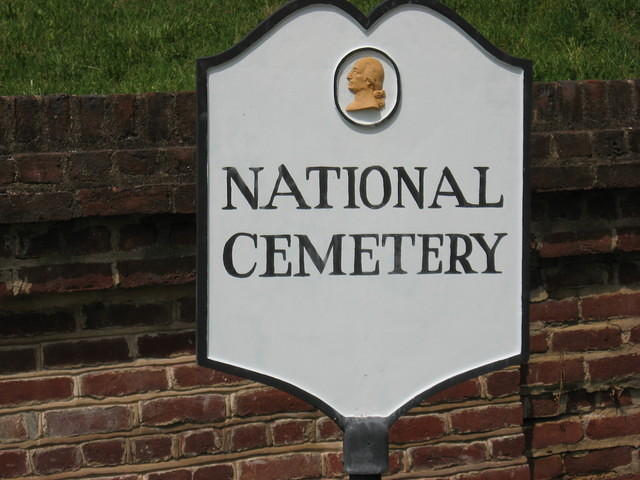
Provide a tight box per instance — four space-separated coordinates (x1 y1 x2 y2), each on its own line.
346 57 386 112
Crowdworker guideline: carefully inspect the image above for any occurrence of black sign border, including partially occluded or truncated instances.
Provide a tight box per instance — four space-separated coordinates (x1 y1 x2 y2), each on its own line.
197 0 532 430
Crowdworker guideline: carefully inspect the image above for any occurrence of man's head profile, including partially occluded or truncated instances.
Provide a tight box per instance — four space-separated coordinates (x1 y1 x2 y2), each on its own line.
346 57 386 112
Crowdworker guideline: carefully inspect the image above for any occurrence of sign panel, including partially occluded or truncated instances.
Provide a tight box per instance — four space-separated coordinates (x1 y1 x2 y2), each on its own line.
197 0 530 435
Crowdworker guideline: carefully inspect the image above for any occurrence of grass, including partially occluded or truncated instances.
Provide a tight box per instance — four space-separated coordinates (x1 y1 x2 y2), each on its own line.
1 0 639 95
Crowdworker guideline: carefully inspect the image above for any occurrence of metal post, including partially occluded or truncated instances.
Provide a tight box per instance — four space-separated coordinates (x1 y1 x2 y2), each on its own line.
349 475 382 480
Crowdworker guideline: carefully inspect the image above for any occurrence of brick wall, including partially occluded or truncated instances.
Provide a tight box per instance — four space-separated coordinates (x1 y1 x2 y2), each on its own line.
0 79 638 480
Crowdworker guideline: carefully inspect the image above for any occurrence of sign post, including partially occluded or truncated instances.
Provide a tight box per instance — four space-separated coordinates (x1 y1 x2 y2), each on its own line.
197 0 531 476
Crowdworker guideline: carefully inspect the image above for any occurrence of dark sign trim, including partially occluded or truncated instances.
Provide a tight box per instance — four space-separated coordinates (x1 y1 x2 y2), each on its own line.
196 0 532 430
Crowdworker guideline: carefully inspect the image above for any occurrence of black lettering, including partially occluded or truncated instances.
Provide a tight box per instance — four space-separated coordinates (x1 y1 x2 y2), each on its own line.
446 234 476 274
418 234 443 274
343 167 359 209
381 234 415 274
306 167 341 209
295 234 345 276
351 234 380 275
360 166 391 209
474 167 504 207
429 167 472 208
260 235 292 277
223 233 257 278
262 164 311 210
394 167 426 208
470 233 507 273
223 167 263 209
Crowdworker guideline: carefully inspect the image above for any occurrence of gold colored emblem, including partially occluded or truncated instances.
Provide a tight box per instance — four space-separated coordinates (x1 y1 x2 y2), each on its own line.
346 57 386 112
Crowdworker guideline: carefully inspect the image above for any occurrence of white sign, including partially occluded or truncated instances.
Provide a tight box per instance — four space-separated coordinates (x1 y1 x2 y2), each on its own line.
197 0 530 423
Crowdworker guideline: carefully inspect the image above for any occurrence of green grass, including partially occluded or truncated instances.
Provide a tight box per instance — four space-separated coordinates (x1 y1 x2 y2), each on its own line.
1 0 639 95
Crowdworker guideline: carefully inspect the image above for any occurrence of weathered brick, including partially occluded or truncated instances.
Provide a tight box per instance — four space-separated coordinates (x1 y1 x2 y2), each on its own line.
551 326 621 352
168 218 195 246
0 450 28 478
588 354 640 381
44 405 134 437
411 442 486 469
533 82 559 125
16 153 65 183
137 331 195 357
608 80 634 122
586 412 640 439
146 93 173 143
15 96 42 148
118 256 195 288
0 414 29 443
0 311 75 337
0 377 73 407
147 469 191 480
530 332 548 353
272 419 312 445
79 95 106 145
172 364 243 388
68 151 112 182
62 226 111 255
486 370 520 397
618 227 640 252
107 94 137 142
33 445 81 475
450 404 522 433
582 80 608 126
235 388 314 417
119 223 157 251
539 231 612 258
323 451 344 477
141 394 226 426
46 95 71 148
527 395 562 418
84 302 171 329
0 97 16 154
239 453 322 480
193 464 233 480
133 436 173 463
182 429 220 456
458 465 529 480
554 132 591 158
229 423 268 451
425 378 480 403
316 417 342 441
631 324 640 344
530 420 583 449
44 337 131 367
593 129 627 157
0 347 37 374
526 359 584 386
0 192 74 223
0 156 15 184
564 446 632 474
531 166 593 191
115 149 160 175
490 434 525 459
174 184 195 213
81 368 168 397
558 80 583 126
76 186 172 217
20 262 113 294
83 439 125 466
596 164 640 189
530 134 551 159
389 414 446 443
166 147 195 176
178 296 195 323
174 92 196 143
582 292 640 319
532 455 563 480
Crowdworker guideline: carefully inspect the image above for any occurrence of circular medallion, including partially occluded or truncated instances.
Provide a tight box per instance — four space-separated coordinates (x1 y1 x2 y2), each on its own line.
334 47 401 127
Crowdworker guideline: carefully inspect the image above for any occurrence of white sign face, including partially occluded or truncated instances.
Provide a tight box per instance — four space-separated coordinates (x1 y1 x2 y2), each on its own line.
197 1 530 421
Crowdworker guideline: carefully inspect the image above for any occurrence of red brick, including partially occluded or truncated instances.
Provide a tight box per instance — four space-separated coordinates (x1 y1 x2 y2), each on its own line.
46 95 71 148
564 446 632 474
84 302 171 329
166 147 195 176
609 80 634 122
133 436 172 463
594 129 627 157
618 227 640 252
631 325 640 343
141 394 226 426
118 256 195 288
146 93 173 143
15 224 61 258
530 134 551 159
596 164 640 189
531 166 593 191
532 455 563 480
323 452 343 477
44 405 134 437
586 412 640 439
0 450 28 478
20 262 113 294
234 388 313 417
554 132 591 158
119 223 157 251
553 325 623 352
0 192 74 223
272 419 312 445
44 337 131 367
539 231 611 257
174 184 195 213
81 368 168 397
411 442 486 469
588 354 640 381
0 156 15 184
106 94 137 141
450 404 522 433
193 464 233 480
527 395 562 418
83 439 125 466
530 299 579 324
63 226 111 255
0 377 73 406
0 347 37 374
486 370 520 397
426 378 480 403
316 417 342 441
182 429 220 456
16 153 64 183
68 151 112 182
533 82 559 125
0 311 75 337
490 434 525 459
0 414 29 443
229 423 268 451
138 331 195 358
178 296 195 323
582 292 640 319
239 453 322 480
530 420 583 449
78 95 106 145
459 465 530 480
558 80 583 126
168 219 195 246
525 359 584 386
389 414 446 443
530 332 548 353
147 470 191 480
583 80 608 126
174 92 196 144
172 365 243 388
33 445 81 474
0 97 15 154
15 96 42 148
115 149 160 175
76 186 171 216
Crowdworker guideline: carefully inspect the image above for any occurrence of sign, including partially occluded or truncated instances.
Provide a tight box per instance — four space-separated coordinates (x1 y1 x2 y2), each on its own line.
197 0 530 474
